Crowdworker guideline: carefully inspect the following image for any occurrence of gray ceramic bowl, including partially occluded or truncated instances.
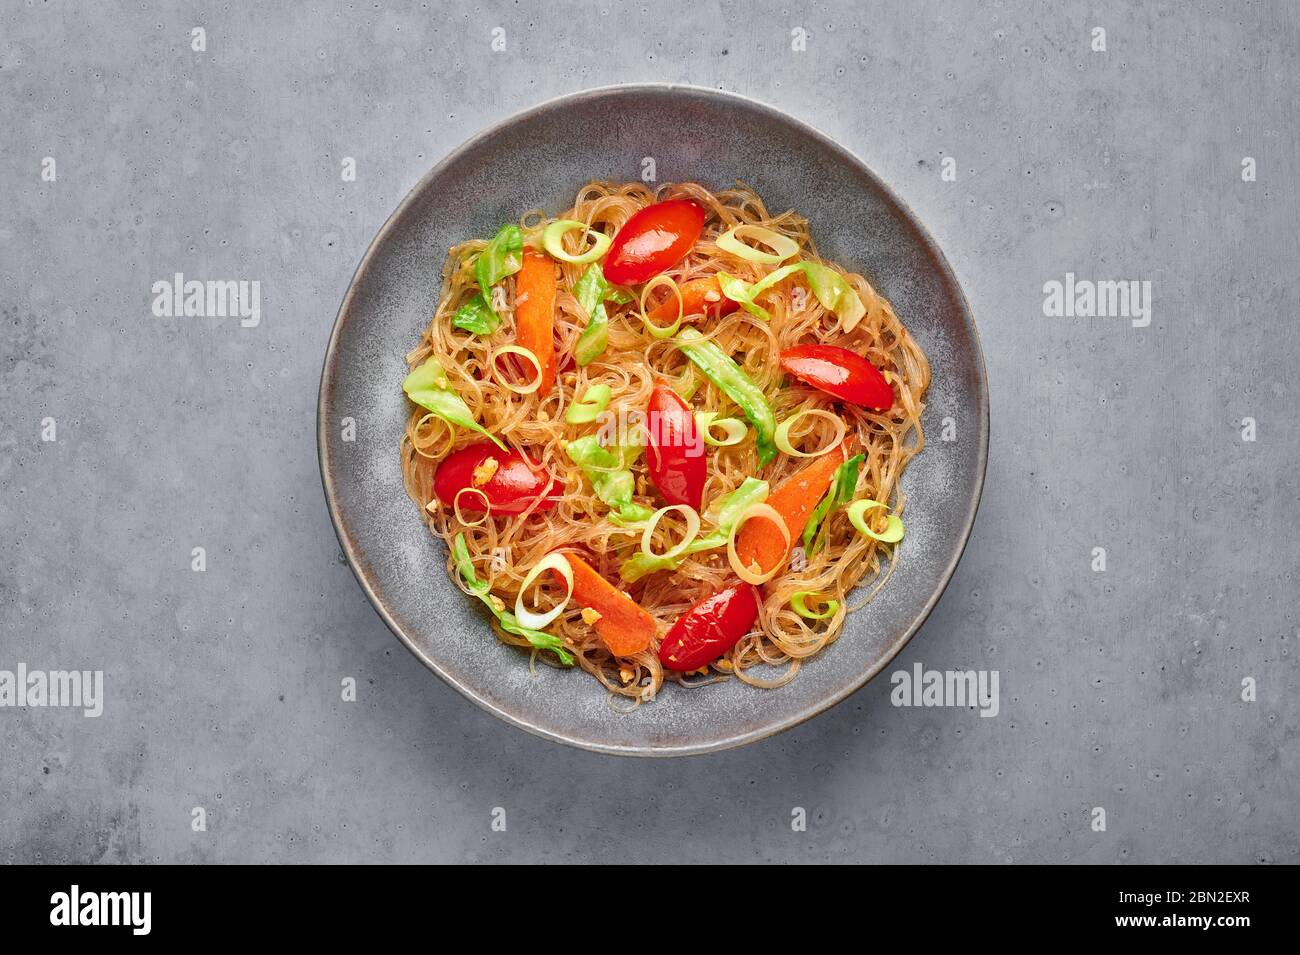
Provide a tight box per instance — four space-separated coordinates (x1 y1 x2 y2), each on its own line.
318 84 987 757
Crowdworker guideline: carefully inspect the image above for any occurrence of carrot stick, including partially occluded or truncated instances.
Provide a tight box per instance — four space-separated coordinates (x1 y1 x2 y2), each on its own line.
515 248 556 394
735 439 851 577
646 276 739 323
553 553 656 657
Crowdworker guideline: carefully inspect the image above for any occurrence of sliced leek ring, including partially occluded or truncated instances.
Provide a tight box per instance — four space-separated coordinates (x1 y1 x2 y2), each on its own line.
774 409 846 458
565 383 612 424
638 274 685 339
488 344 543 395
514 552 574 630
451 486 490 526
727 503 790 585
846 499 905 543
542 219 612 264
640 504 702 561
716 224 800 264
695 412 748 447
791 591 840 620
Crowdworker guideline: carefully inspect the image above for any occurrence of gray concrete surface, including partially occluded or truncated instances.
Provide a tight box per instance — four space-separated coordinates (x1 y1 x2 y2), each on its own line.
2 0 1297 863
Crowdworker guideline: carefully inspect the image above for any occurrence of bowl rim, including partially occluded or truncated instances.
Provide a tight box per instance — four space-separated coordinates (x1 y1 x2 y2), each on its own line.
317 82 989 757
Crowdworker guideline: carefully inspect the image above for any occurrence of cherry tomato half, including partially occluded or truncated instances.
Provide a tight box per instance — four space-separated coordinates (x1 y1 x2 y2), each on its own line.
433 443 560 515
659 582 761 671
645 384 705 510
779 343 894 411
603 199 706 286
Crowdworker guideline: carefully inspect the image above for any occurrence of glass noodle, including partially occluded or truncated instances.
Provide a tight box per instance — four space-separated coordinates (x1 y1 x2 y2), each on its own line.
401 181 930 704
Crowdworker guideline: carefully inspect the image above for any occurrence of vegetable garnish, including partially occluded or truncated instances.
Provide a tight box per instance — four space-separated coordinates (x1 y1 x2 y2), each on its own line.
728 502 790 585
675 328 778 465
451 487 490 526
716 224 800 264
556 552 656 657
774 408 848 459
573 265 614 366
564 435 654 525
515 552 574 630
452 294 499 336
514 248 557 394
800 261 867 332
488 344 544 395
641 504 701 561
645 384 705 509
603 198 706 285
403 180 932 700
565 383 612 424
639 274 685 339
847 498 905 543
734 439 851 577
695 412 747 446
802 452 864 554
452 534 573 665
434 443 560 515
619 477 769 581
542 219 612 264
646 276 738 323
790 591 841 621
659 583 760 672
779 344 893 410
716 261 866 330
475 223 524 323
403 356 507 451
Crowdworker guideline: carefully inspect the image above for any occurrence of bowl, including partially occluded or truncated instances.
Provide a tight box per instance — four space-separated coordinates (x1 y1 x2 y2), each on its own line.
318 84 988 756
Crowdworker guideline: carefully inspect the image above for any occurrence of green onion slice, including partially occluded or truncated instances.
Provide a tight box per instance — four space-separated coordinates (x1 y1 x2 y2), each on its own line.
846 499 905 543
565 383 612 424
791 591 841 621
639 274 685 339
542 219 612 264
695 412 747 446
716 224 800 264
452 534 573 665
774 409 846 458
514 552 574 630
641 504 701 561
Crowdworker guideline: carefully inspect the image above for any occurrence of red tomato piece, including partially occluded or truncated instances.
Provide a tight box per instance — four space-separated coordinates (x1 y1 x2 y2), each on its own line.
659 583 761 671
602 199 706 286
645 384 705 510
433 443 560 515
779 344 894 411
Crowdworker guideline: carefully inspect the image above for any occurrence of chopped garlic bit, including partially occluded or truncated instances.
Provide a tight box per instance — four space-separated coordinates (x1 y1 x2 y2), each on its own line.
538 409 550 422
688 666 710 677
424 498 440 513
581 607 603 626
489 594 505 612
703 290 721 302
472 456 500 486
715 659 734 672
618 666 635 685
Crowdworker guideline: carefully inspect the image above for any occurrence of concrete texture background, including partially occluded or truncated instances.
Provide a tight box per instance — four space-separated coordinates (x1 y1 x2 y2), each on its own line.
2 0 1297 863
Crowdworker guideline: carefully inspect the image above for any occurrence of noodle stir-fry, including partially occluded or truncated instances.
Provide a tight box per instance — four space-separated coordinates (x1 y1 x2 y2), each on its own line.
400 181 929 705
